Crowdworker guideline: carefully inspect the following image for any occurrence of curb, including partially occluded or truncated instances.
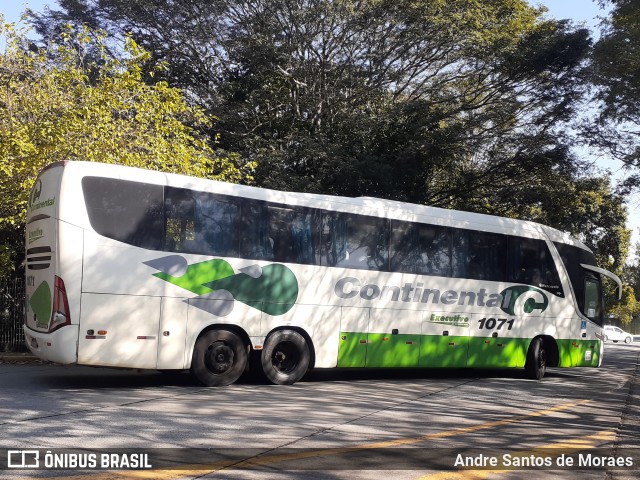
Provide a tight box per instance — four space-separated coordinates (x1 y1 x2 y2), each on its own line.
0 352 41 364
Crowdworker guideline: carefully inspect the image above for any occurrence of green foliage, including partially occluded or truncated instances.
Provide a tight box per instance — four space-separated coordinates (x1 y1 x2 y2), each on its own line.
611 243 640 325
520 173 631 315
607 285 639 326
31 3 586 181
589 0 640 168
524 176 629 268
624 242 640 298
0 21 253 275
593 0 640 124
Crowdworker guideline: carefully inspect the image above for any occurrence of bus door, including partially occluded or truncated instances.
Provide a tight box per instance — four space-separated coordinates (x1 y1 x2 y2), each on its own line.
157 297 189 370
571 273 603 367
419 313 469 367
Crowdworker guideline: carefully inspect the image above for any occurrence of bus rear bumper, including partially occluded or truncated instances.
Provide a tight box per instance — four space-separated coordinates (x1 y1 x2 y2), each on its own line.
24 324 78 364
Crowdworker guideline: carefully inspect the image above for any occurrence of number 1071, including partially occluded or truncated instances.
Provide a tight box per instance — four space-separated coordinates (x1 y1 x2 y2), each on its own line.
478 318 514 330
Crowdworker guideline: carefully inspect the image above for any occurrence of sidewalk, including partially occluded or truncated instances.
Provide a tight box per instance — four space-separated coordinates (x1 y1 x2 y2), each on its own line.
0 352 40 364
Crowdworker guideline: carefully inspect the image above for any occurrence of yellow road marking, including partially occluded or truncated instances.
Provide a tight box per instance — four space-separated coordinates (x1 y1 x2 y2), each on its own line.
416 430 616 479
23 398 595 479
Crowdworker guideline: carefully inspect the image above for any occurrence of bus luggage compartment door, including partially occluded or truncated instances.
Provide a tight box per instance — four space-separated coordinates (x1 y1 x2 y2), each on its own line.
366 308 420 368
467 315 526 368
419 314 469 367
78 293 161 369
338 307 368 367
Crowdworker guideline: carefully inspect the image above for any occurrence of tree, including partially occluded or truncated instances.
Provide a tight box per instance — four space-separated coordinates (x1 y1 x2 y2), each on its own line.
625 240 640 299
31 1 590 191
610 240 640 325
0 20 253 275
589 0 640 187
30 1 631 268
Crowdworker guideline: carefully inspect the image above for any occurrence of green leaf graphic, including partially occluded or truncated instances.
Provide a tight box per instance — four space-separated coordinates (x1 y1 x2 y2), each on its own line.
30 281 52 327
204 264 298 316
154 259 235 295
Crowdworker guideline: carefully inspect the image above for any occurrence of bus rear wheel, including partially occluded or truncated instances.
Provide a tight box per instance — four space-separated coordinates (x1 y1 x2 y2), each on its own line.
525 337 546 380
261 330 310 385
191 329 247 386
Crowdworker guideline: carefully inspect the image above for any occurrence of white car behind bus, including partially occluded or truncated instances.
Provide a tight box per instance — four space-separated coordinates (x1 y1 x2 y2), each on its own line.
603 325 634 344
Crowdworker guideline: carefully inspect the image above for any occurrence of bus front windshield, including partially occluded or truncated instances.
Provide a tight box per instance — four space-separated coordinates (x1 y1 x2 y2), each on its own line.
553 243 603 326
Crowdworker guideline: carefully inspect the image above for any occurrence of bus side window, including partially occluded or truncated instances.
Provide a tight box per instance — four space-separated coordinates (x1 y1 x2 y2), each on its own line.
193 193 239 257
322 213 389 271
164 188 196 253
507 238 563 296
267 206 320 265
239 202 320 264
240 201 273 260
452 230 506 281
390 221 451 276
321 214 347 266
584 276 602 322
164 187 239 257
82 177 163 250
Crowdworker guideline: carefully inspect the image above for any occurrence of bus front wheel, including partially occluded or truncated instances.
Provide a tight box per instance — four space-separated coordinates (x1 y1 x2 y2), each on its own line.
525 337 546 380
191 329 247 387
261 330 310 385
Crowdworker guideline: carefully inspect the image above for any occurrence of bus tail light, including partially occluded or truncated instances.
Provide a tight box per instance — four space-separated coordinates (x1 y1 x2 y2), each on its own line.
49 276 71 332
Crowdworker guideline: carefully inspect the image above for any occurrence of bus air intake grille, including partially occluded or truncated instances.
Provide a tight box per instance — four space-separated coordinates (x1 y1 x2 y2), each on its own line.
27 246 52 270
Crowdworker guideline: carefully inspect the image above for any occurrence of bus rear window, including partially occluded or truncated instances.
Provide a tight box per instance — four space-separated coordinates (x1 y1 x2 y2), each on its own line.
82 177 164 249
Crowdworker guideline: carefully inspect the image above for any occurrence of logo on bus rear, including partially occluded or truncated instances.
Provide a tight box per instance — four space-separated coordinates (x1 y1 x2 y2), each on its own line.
29 179 55 211
31 180 42 206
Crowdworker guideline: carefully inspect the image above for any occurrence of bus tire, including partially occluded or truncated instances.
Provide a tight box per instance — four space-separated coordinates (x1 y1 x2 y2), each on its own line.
525 337 546 380
261 330 310 385
191 329 247 387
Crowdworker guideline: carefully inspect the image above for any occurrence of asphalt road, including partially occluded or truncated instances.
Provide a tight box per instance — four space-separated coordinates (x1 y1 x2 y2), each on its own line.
0 343 638 480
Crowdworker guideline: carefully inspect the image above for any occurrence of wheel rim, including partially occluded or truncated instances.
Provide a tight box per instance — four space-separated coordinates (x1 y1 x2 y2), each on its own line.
205 341 235 374
271 341 300 373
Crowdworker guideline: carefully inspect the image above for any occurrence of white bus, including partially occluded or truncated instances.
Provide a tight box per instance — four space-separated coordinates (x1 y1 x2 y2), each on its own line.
24 161 621 385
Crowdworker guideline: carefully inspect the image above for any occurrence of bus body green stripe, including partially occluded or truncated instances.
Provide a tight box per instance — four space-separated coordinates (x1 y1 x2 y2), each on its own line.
338 332 601 369
556 339 602 367
467 337 528 368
